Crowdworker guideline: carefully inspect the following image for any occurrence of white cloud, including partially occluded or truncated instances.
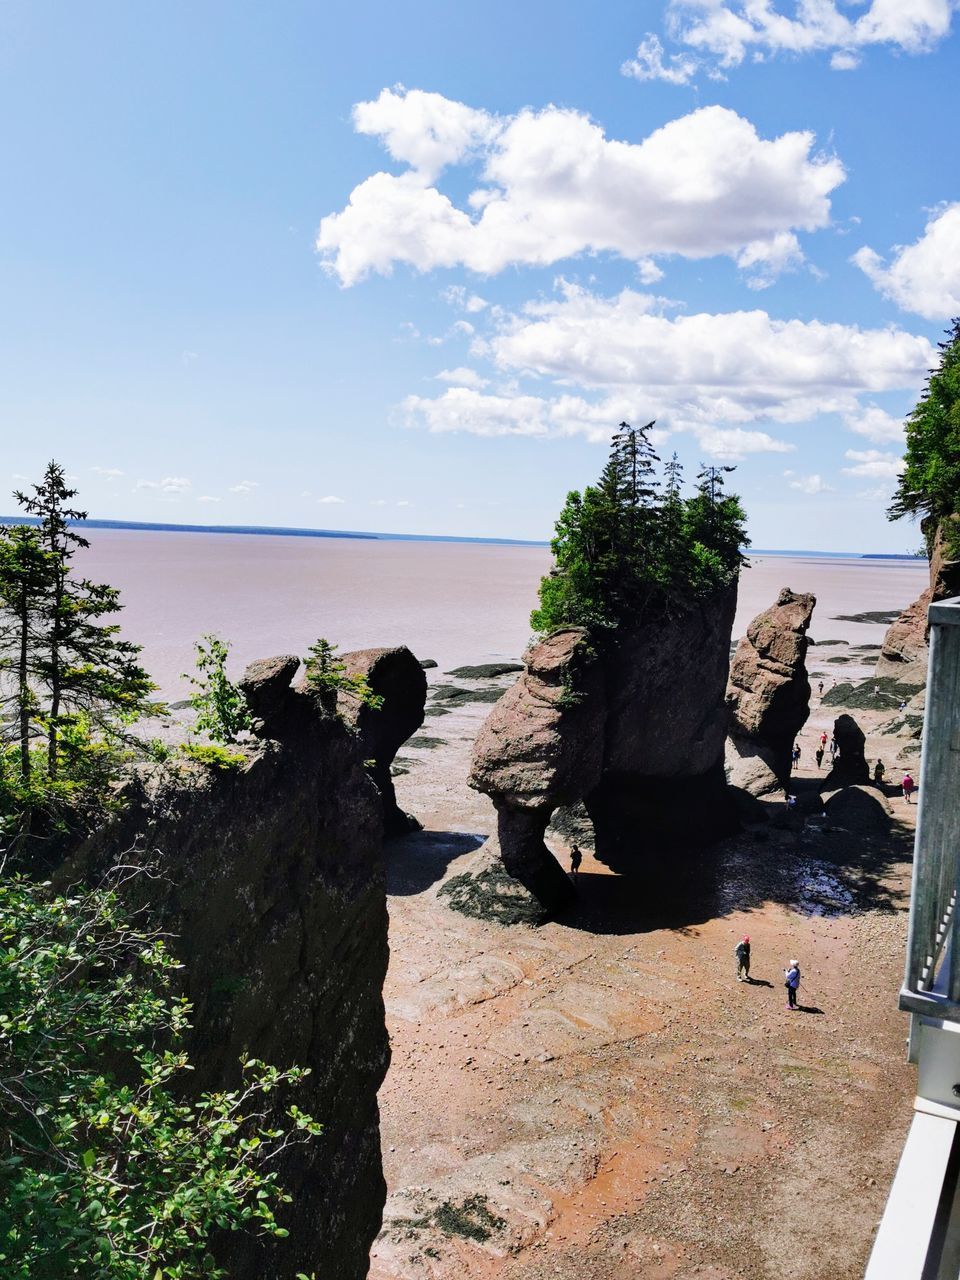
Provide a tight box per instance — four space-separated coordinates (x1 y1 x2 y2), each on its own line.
621 33 699 84
197 495 221 503
786 471 833 494
842 448 906 478
852 203 960 320
405 285 933 457
228 480 259 494
435 366 489 389
91 466 124 479
844 404 905 444
396 500 412 507
370 499 389 506
135 476 191 495
317 495 345 504
352 86 498 182
667 0 957 70
735 231 804 289
317 90 844 285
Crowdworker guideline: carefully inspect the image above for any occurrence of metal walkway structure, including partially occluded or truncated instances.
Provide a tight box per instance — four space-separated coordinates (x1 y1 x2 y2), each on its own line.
867 595 960 1280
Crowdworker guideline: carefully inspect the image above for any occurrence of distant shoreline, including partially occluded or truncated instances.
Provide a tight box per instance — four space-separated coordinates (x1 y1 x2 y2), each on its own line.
0 514 923 559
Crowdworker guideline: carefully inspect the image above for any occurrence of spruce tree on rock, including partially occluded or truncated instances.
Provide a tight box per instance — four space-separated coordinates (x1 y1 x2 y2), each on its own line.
0 525 54 783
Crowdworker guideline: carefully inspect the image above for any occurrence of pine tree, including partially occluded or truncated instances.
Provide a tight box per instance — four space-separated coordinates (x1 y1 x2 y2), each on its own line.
0 525 54 783
9 462 155 780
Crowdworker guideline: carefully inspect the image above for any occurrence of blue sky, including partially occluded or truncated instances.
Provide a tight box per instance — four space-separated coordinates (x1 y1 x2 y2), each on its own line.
1 1 958 552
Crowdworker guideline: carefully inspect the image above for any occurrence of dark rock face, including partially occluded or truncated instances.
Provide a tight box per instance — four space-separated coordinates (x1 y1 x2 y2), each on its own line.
824 713 869 787
726 588 815 782
584 590 739 861
74 666 389 1280
337 646 428 836
464 589 739 917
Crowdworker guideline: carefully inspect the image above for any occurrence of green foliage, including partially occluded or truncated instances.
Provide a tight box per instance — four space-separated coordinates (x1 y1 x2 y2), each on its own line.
531 423 749 634
179 742 246 771
304 638 383 716
0 464 158 843
184 636 251 745
0 872 321 1280
889 317 960 553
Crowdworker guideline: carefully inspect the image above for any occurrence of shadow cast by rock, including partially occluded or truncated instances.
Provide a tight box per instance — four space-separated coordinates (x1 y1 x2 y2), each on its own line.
386 830 485 896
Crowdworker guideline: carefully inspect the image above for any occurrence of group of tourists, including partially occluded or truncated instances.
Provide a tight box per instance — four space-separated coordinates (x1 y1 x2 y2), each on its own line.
734 937 803 1010
790 735 917 802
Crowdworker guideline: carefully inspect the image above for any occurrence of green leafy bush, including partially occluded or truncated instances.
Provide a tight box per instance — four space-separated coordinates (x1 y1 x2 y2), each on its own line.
0 873 321 1279
184 636 251 745
179 742 247 771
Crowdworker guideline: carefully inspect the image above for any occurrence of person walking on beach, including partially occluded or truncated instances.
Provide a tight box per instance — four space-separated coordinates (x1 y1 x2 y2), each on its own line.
902 773 916 804
735 935 751 982
874 759 885 786
815 747 824 769
819 731 827 751
570 844 583 879
818 680 824 696
784 959 801 1010
829 736 838 760
791 743 801 771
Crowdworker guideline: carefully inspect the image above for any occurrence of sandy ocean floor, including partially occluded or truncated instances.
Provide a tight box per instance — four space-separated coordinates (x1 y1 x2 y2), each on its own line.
370 608 921 1280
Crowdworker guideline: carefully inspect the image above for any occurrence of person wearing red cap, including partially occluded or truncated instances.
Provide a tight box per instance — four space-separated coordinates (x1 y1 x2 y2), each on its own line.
735 935 751 982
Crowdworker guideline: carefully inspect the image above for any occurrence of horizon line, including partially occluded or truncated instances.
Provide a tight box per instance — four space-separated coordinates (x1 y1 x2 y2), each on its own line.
0 514 924 559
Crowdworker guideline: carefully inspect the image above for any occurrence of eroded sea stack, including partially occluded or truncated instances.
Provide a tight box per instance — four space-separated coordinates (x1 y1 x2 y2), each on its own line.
463 588 738 917
336 644 427 835
725 588 815 791
73 655 390 1280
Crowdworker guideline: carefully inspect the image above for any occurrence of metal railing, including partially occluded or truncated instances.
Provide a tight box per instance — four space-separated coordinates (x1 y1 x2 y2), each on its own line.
901 595 960 1021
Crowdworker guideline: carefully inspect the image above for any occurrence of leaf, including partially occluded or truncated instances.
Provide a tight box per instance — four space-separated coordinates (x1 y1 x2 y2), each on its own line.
82 1148 96 1169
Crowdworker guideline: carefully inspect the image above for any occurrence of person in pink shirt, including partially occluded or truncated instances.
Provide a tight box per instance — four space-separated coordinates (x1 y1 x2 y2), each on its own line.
902 773 916 803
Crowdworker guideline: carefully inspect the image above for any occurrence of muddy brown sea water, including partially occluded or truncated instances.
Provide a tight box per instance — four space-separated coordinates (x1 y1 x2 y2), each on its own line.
76 529 927 1278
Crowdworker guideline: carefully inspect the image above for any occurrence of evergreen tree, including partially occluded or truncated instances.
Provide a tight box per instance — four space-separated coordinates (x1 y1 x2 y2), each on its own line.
531 424 748 635
13 463 155 778
0 525 54 783
889 317 960 555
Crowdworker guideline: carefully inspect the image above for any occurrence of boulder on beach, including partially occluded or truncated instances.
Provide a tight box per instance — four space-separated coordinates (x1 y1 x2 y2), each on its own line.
824 784 892 837
724 735 782 798
823 713 870 788
726 588 815 782
337 646 428 836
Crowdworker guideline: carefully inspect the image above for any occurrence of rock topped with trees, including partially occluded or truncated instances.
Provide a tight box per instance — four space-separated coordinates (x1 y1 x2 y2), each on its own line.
461 423 748 919
879 317 960 685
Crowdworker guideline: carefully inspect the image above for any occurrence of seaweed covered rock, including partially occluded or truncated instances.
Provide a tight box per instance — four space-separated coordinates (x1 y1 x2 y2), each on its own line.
337 645 428 836
72 671 390 1280
726 588 815 782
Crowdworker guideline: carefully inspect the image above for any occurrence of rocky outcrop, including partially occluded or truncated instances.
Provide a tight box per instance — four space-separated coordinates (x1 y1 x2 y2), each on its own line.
469 628 605 915
875 588 931 685
726 588 815 784
73 658 390 1280
583 591 739 861
877 517 960 687
337 646 428 835
464 589 739 917
823 713 869 788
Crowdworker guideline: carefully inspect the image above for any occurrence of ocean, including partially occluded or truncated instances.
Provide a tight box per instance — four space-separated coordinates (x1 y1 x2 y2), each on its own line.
74 527 929 698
